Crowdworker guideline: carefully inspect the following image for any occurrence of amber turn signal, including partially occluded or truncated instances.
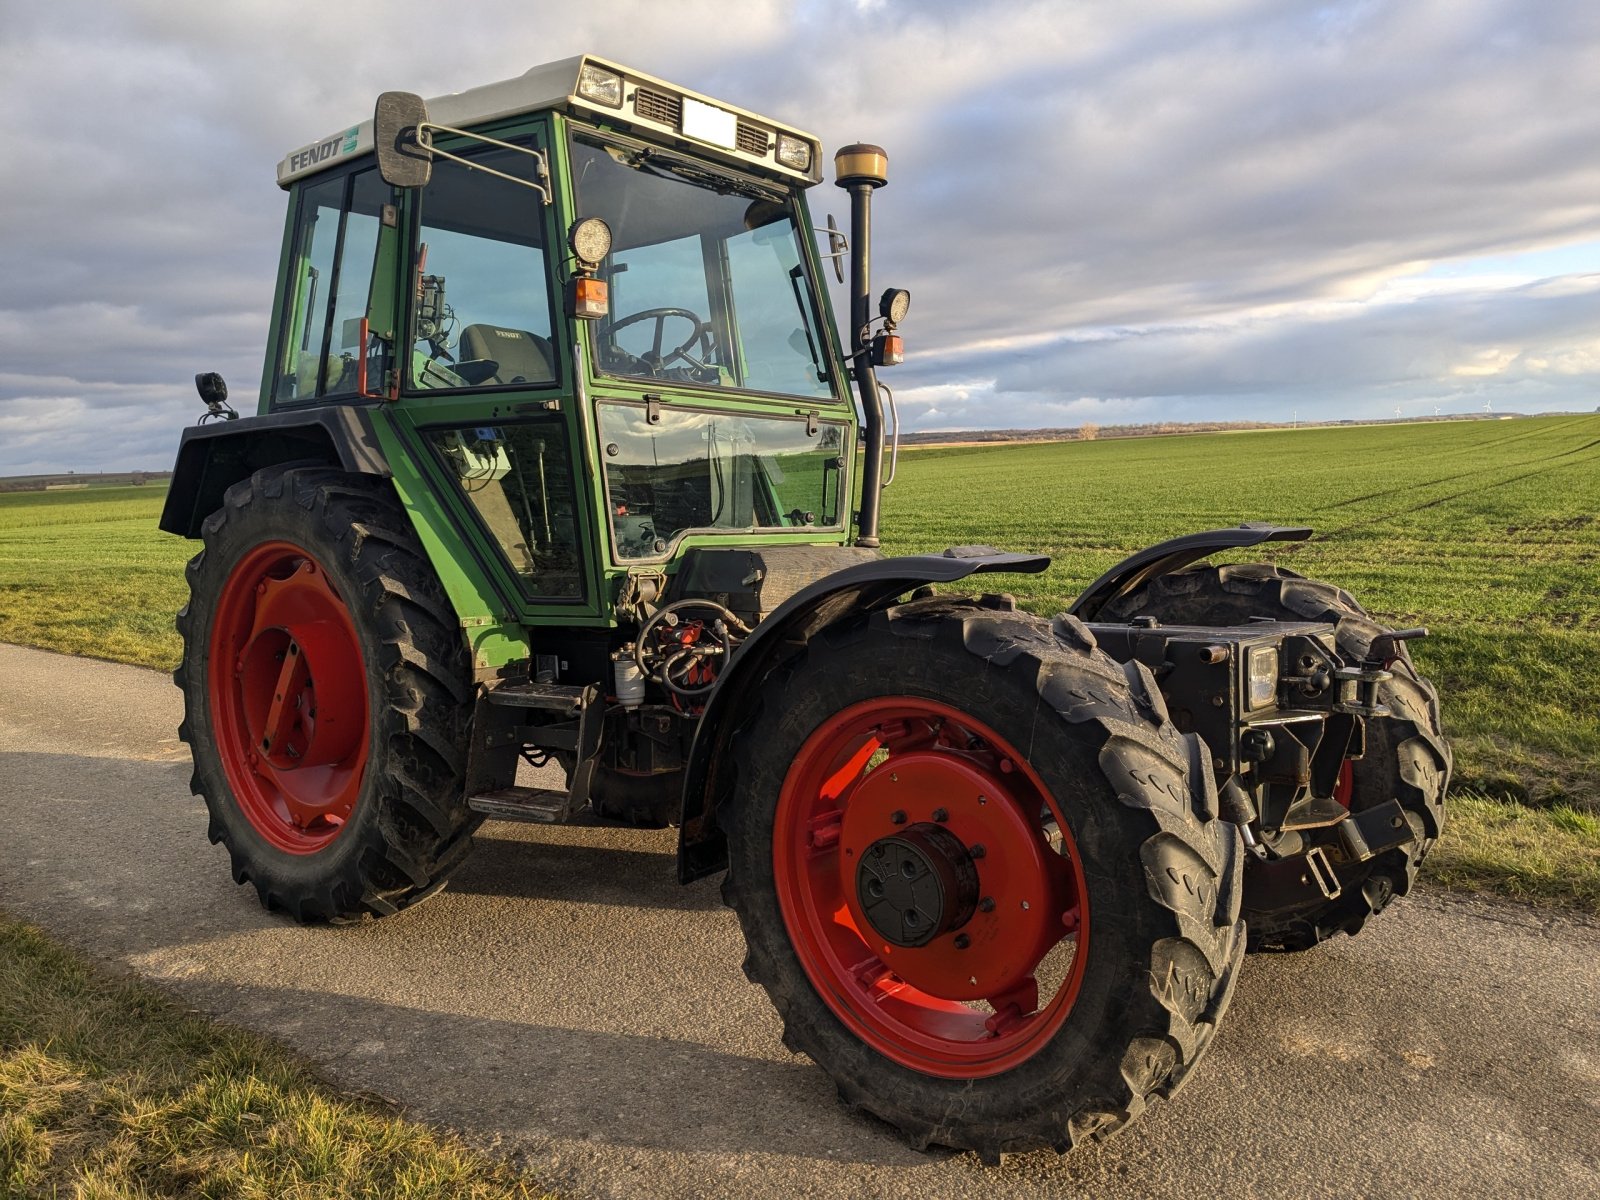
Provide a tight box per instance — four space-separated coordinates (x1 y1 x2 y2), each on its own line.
570 276 609 320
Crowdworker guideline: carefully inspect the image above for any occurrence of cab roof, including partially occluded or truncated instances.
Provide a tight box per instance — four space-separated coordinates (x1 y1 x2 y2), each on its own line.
275 54 823 189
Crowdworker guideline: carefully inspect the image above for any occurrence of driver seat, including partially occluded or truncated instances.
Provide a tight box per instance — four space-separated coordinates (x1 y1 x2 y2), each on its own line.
457 324 556 385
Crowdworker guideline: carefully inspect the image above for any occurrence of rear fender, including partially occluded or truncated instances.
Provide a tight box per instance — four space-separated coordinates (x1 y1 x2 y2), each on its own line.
1068 523 1312 620
676 546 1049 882
159 407 391 537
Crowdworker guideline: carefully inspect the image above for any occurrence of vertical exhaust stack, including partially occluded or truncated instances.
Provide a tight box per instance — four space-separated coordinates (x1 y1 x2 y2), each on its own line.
834 144 888 549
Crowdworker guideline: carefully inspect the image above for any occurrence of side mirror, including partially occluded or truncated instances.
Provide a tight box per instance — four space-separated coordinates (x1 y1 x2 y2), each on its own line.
374 91 432 188
823 213 845 285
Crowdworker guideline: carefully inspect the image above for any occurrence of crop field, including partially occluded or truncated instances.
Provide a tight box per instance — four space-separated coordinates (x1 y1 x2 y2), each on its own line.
0 413 1597 905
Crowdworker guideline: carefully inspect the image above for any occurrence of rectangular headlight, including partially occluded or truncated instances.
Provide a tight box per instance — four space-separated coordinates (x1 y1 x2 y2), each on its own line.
1247 645 1279 710
577 63 623 108
775 133 812 171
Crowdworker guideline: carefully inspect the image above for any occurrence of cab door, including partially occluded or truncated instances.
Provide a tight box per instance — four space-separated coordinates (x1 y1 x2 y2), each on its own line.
379 117 607 630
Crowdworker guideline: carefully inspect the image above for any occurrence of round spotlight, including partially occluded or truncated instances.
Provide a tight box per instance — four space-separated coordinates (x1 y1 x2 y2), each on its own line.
879 288 911 326
568 217 613 267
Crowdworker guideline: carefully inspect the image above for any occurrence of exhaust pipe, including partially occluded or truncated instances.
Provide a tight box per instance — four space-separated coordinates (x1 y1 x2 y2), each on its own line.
834 144 888 549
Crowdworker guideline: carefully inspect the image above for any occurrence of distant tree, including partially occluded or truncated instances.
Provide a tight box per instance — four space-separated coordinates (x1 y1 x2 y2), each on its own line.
1079 423 1099 441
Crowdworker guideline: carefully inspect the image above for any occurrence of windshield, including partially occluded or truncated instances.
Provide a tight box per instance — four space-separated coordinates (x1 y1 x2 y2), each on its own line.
570 132 835 401
598 402 846 560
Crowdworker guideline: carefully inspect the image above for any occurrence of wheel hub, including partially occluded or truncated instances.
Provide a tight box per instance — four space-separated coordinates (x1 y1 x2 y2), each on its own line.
207 540 370 855
774 697 1092 1078
856 823 979 947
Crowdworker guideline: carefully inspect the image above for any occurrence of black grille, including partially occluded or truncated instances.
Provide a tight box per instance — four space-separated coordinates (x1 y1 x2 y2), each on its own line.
633 87 681 127
736 122 770 155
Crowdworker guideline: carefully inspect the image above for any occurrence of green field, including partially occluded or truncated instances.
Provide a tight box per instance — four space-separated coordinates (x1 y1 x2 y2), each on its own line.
1 413 1597 907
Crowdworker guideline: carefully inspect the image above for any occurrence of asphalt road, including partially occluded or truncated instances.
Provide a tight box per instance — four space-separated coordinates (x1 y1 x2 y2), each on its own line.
1 641 1597 1199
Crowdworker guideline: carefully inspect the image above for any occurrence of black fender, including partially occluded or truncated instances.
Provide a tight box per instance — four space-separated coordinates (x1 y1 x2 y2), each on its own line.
159 406 391 538
675 545 1049 882
1068 523 1313 620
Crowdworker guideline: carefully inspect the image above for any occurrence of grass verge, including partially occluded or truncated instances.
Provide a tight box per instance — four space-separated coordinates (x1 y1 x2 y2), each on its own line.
0 914 545 1199
1425 793 1600 913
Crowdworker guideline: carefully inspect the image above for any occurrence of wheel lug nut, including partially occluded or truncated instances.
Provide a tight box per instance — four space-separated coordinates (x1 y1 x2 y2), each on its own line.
931 807 949 822
890 810 906 825
970 844 986 859
954 933 970 950
980 896 995 913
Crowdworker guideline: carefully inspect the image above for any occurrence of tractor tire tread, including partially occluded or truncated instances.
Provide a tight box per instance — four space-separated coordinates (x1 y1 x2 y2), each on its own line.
176 466 480 922
719 601 1244 1161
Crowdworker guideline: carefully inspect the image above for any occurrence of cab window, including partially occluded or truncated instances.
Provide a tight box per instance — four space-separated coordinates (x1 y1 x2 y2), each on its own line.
274 169 394 403
407 138 558 392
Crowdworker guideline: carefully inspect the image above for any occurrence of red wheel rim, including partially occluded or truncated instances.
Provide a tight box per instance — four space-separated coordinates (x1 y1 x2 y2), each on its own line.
774 698 1090 1078
207 540 370 854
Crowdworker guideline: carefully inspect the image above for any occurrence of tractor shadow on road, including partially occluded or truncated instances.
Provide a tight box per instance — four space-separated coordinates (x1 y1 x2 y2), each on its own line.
193 978 940 1169
447 823 725 912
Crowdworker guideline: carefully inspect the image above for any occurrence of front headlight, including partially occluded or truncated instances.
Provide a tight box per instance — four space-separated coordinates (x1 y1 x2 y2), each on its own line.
1247 645 1279 710
775 134 813 172
577 63 624 108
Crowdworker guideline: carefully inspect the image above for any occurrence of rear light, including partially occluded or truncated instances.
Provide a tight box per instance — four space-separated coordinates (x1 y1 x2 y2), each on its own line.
873 333 904 366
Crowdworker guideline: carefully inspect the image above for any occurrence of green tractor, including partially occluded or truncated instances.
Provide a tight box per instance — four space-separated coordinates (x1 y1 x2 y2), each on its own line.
161 56 1449 1160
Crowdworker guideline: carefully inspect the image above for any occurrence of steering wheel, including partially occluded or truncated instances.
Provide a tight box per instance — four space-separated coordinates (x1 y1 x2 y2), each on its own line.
607 307 714 373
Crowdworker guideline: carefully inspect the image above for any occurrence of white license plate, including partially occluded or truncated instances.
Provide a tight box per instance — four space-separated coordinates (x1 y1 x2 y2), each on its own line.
680 97 736 149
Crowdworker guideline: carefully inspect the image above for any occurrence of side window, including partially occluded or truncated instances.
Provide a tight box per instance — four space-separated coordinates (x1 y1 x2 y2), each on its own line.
424 421 584 600
274 169 394 403
409 139 557 392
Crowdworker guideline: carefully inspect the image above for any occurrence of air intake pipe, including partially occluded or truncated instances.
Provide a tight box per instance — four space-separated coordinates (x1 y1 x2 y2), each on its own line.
834 143 888 549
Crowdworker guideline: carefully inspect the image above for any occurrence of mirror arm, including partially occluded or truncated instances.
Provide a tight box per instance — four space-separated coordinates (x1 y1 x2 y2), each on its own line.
416 123 552 204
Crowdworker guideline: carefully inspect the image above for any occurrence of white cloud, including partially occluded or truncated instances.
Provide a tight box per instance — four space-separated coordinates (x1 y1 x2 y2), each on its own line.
2 0 1599 472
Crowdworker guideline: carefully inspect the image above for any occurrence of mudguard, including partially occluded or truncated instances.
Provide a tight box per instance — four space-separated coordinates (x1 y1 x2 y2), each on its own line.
1068 523 1313 620
159 406 391 538
676 545 1049 882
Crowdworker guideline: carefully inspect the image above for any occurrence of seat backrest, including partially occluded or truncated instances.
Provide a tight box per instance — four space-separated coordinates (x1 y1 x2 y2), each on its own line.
457 324 556 385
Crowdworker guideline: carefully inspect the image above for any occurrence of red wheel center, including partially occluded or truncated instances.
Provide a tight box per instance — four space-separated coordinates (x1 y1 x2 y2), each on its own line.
207 542 370 854
775 698 1089 1079
839 752 1071 1003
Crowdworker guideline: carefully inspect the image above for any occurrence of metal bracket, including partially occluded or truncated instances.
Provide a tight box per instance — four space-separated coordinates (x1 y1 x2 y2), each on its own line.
414 122 552 205
645 394 662 425
1333 799 1416 863
1304 845 1342 899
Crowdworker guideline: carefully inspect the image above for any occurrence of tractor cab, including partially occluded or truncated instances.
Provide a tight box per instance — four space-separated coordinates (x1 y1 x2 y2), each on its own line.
249 57 879 662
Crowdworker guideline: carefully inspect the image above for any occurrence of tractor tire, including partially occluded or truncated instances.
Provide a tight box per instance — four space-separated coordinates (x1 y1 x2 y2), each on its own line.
721 599 1244 1160
175 466 480 921
1099 563 1451 952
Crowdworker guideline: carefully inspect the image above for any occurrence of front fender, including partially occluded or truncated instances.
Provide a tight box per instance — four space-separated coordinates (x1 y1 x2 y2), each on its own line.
1068 523 1312 620
159 406 390 538
675 545 1049 882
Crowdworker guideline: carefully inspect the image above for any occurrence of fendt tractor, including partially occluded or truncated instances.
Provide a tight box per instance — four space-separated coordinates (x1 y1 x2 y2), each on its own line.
161 56 1450 1159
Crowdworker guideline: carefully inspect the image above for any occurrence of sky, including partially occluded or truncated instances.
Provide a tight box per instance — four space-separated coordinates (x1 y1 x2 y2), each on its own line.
2 0 1598 474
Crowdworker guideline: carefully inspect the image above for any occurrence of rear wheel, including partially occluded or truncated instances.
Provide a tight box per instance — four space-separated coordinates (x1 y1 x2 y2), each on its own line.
1100 563 1450 951
176 467 479 921
723 601 1244 1159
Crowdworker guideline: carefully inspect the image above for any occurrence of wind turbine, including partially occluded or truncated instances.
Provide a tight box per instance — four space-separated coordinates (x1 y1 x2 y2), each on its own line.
1484 399 1493 414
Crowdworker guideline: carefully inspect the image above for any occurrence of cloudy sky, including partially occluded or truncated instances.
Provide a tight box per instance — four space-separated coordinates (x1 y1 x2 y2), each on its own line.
2 0 1597 473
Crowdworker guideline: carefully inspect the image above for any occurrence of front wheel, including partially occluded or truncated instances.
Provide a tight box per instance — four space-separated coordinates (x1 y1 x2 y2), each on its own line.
176 467 480 921
722 601 1244 1159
